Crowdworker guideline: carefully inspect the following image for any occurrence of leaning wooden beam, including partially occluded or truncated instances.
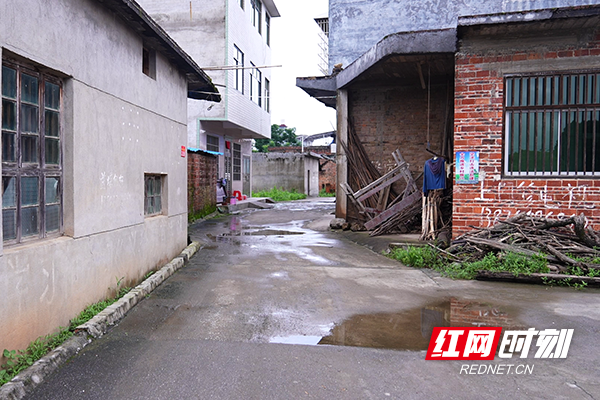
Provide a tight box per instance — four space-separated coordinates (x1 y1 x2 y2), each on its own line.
355 165 404 202
365 191 422 230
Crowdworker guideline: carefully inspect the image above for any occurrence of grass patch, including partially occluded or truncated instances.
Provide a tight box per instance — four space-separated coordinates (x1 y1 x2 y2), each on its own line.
319 188 335 197
188 204 217 223
1 280 131 386
388 246 549 280
252 187 307 202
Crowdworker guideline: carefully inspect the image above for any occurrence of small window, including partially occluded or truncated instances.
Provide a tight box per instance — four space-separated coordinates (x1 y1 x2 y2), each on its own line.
505 71 600 176
251 0 262 34
250 63 261 106
233 45 244 93
265 14 271 46
144 174 163 216
239 0 244 9
207 135 219 152
142 46 156 79
264 78 270 113
233 143 241 181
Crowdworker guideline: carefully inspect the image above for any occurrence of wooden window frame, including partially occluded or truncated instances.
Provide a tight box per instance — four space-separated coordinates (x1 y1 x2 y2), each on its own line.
144 174 164 216
2 60 63 245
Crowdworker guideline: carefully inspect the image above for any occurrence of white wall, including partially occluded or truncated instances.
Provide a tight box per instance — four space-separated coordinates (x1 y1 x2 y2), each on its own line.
0 0 189 352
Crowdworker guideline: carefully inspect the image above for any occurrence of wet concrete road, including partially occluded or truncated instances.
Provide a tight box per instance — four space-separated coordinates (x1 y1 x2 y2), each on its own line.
27 198 600 399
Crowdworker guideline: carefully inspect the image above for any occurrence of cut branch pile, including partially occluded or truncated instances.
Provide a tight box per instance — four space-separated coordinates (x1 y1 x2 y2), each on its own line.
445 214 600 285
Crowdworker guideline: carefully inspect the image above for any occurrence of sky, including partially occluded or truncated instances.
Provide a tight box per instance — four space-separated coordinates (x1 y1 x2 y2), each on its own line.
270 0 337 137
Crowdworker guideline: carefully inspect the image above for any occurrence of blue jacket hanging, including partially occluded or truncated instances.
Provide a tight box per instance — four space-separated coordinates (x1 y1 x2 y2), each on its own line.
423 158 446 195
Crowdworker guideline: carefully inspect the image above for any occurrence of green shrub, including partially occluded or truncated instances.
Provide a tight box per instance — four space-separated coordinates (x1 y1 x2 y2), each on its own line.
252 187 307 202
319 188 335 197
388 247 549 280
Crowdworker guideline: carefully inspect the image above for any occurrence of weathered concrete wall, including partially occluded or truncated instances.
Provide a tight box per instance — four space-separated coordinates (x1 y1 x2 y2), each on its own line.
0 0 188 352
188 151 218 217
453 23 600 236
252 153 318 195
329 0 599 72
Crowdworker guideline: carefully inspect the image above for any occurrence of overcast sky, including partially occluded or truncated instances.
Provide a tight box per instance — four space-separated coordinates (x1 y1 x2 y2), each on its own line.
270 0 336 137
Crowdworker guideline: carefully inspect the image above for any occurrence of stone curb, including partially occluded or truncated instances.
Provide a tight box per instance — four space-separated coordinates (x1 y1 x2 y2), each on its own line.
0 241 203 400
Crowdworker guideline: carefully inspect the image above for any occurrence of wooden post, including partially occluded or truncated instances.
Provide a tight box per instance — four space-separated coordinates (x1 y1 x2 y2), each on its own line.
336 89 348 220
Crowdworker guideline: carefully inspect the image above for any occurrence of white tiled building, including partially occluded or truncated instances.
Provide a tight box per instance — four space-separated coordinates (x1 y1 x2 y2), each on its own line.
139 0 279 197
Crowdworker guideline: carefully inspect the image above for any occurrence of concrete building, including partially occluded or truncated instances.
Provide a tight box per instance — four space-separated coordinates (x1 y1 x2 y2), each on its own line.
138 0 280 198
298 0 600 236
252 152 321 197
0 0 219 352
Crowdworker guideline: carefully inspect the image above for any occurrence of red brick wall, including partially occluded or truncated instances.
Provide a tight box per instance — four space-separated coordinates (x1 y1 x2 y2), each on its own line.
320 159 336 193
187 151 217 215
349 85 449 178
453 33 600 237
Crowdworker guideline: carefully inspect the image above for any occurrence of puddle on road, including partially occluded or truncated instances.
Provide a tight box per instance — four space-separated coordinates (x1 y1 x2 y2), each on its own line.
270 298 521 351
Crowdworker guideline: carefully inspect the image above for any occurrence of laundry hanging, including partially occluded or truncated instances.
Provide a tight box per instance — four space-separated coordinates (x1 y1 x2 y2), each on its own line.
423 157 446 195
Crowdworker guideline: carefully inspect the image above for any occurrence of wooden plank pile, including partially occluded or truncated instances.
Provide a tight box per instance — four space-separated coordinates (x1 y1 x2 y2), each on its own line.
445 213 600 285
340 147 423 235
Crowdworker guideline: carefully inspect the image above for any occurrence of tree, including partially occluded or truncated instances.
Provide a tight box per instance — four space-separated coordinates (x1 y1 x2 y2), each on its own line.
254 124 301 152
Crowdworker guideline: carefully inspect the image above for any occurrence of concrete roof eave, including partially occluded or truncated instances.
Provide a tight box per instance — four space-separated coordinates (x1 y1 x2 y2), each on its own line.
335 28 457 89
296 75 337 108
458 4 600 28
102 0 221 102
263 0 281 18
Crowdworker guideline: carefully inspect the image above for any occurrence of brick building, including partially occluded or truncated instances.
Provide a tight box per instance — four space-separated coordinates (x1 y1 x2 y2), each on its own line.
188 149 218 220
298 3 600 237
453 8 600 235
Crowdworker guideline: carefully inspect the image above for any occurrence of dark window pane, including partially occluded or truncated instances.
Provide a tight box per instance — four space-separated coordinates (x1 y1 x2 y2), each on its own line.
22 135 39 163
155 196 161 213
45 138 60 164
3 177 16 208
513 79 520 107
2 66 17 99
2 209 16 240
21 206 39 237
21 176 39 206
154 177 161 196
45 82 60 110
21 104 39 133
2 132 16 162
21 74 39 104
2 100 16 130
146 177 153 196
46 204 60 232
45 177 59 203
45 110 59 137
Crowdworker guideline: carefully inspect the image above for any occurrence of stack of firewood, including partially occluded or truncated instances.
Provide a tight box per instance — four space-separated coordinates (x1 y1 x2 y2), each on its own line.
441 214 600 285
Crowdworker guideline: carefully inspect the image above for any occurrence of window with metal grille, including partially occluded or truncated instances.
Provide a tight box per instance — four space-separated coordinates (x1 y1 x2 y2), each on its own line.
233 143 241 181
505 72 600 176
2 61 62 244
207 135 219 153
144 174 163 216
234 45 244 93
